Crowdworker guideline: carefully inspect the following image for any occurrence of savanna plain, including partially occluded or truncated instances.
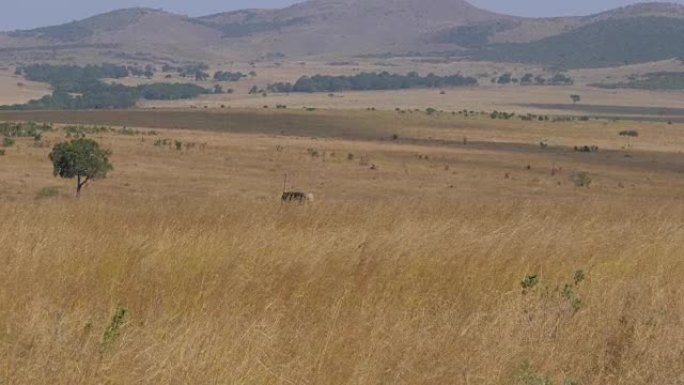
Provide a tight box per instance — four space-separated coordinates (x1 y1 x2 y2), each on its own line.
1 108 684 385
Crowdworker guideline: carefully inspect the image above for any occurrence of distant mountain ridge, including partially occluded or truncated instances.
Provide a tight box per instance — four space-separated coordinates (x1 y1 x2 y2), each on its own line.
1 0 683 68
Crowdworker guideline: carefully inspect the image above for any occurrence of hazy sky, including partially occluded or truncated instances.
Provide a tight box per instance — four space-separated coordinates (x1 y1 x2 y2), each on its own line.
1 0 682 31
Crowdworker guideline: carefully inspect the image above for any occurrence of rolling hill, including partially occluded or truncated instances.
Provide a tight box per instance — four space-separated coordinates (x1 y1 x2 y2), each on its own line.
2 8 225 62
474 16 684 69
0 0 683 68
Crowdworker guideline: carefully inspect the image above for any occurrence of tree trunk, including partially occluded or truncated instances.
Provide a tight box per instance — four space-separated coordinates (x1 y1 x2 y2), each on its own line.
76 175 88 198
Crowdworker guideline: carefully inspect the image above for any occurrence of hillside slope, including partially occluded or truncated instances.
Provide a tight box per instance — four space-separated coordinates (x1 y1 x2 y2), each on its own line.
0 0 683 66
198 0 511 56
475 16 684 69
3 8 225 61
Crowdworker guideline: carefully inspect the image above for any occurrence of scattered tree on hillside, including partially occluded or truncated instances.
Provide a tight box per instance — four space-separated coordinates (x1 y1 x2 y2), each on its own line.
194 71 210 81
213 71 246 82
49 138 113 197
497 73 513 84
2 64 209 110
267 72 478 93
520 73 534 85
570 94 581 105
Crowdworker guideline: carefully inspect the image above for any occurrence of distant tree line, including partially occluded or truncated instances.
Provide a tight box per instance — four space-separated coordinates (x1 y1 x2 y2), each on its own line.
494 72 574 86
267 71 478 93
17 63 160 83
2 64 208 110
213 71 247 82
161 63 211 81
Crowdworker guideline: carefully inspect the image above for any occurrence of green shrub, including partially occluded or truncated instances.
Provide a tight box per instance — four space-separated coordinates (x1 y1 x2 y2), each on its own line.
3 137 15 147
573 172 592 188
2 64 208 110
101 305 129 351
307 148 320 158
514 361 553 385
521 274 540 291
619 130 639 137
269 71 478 93
35 186 61 200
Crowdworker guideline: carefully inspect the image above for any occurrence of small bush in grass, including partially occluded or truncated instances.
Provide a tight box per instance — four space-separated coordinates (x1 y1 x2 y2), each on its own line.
619 130 639 137
347 153 354 161
101 305 128 352
574 145 599 153
573 172 592 187
514 360 553 385
0 149 5 156
35 186 61 200
521 274 539 292
3 137 15 147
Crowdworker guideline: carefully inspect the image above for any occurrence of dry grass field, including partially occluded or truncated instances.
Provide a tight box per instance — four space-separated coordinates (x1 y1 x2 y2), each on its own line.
139 86 684 120
0 70 51 105
2 56 682 117
2 109 684 384
131 58 684 117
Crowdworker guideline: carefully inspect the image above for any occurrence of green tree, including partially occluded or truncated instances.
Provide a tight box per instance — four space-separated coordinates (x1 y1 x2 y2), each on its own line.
49 138 113 197
570 94 581 105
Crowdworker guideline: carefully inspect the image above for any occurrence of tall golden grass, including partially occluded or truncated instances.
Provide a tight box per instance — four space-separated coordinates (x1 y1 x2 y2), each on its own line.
2 196 683 384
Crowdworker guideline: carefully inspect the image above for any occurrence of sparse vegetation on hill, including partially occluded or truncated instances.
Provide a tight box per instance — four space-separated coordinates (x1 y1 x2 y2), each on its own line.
475 17 684 69
136 83 209 101
218 17 309 38
19 64 131 89
2 64 208 110
268 72 478 93
435 20 517 48
1 1 683 67
213 71 247 82
593 72 684 90
8 8 151 42
0 121 53 138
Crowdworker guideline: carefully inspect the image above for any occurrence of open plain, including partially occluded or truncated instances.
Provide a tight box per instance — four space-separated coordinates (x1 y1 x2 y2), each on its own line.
1 108 684 384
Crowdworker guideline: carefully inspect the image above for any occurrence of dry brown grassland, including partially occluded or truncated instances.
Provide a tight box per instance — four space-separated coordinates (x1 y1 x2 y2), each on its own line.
1 109 684 384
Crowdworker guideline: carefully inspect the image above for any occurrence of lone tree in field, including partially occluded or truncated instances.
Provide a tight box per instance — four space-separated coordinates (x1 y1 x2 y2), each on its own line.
49 138 113 197
570 94 581 105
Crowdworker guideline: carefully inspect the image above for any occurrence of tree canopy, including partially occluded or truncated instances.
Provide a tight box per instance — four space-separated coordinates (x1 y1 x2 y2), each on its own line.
49 138 113 196
268 72 478 93
2 64 209 110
